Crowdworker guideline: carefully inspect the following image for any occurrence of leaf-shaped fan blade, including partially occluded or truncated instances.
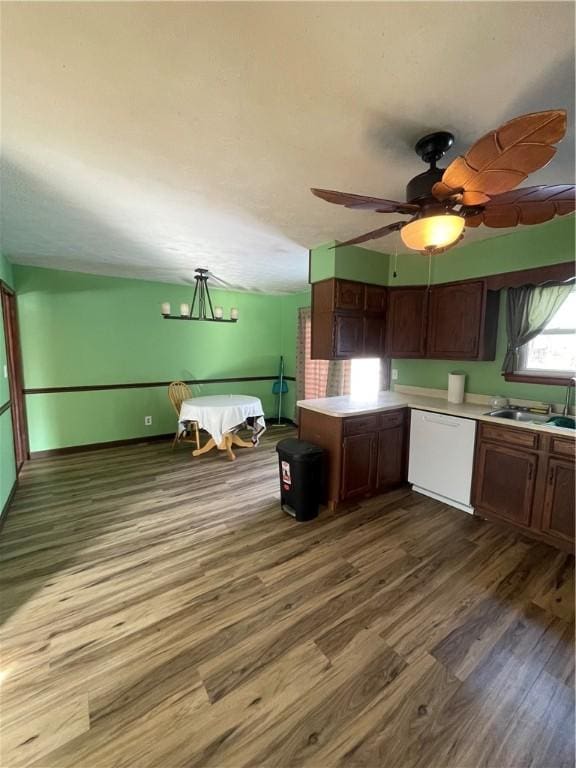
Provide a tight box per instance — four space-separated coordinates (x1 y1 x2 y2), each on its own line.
433 110 567 202
311 188 419 215
464 184 575 228
331 221 407 249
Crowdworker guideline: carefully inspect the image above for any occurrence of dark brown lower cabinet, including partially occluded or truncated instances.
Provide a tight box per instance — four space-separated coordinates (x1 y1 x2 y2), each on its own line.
473 422 575 552
376 423 406 490
341 433 377 500
474 442 537 527
298 406 407 509
541 457 575 545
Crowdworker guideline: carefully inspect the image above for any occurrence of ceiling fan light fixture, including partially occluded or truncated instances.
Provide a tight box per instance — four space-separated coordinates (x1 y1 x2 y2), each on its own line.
400 214 465 254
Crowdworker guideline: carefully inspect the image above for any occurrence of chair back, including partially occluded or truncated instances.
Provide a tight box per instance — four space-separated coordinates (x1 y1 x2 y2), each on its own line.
168 381 192 417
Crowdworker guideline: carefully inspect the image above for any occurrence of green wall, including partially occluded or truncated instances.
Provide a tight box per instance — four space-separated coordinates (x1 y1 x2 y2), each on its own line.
14 265 301 452
1 254 17 517
388 215 575 286
310 242 389 285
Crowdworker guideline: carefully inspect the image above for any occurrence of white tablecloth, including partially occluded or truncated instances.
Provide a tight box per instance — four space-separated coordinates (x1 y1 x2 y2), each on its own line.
179 395 266 446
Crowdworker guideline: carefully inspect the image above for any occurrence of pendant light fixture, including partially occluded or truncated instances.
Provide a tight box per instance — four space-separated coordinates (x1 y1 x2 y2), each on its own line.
161 269 238 323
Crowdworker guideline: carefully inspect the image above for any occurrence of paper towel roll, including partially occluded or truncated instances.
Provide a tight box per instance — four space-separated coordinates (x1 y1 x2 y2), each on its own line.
448 373 465 404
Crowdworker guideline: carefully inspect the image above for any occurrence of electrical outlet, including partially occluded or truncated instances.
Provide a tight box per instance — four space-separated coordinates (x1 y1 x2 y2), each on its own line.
144 416 152 426
391 368 399 381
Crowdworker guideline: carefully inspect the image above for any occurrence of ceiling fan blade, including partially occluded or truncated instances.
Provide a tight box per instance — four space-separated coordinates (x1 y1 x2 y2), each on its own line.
465 184 575 228
311 188 419 215
433 110 567 202
331 221 407 249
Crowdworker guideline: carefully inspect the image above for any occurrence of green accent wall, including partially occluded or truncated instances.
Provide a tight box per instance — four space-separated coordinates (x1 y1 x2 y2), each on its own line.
310 242 389 285
1 253 16 517
14 265 304 452
388 216 574 286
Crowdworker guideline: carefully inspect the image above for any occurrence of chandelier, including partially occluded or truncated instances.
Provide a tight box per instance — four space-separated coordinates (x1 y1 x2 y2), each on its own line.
161 269 238 323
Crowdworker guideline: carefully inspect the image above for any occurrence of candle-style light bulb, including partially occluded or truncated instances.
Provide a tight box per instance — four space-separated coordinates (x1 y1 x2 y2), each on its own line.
230 307 239 321
161 302 171 316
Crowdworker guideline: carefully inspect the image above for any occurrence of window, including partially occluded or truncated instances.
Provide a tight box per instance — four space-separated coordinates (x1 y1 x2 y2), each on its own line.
350 358 381 400
517 287 576 377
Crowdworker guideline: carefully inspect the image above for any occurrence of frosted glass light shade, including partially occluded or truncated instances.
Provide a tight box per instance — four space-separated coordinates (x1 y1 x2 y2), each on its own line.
401 215 465 253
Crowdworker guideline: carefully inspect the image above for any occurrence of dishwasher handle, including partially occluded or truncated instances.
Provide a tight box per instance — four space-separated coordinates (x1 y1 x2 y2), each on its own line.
421 413 463 428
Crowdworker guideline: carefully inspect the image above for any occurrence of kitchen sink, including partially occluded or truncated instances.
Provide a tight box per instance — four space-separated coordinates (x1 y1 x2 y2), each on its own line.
485 409 575 429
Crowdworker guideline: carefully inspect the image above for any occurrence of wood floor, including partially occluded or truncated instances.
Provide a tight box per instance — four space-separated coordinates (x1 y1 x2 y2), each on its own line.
0 427 574 768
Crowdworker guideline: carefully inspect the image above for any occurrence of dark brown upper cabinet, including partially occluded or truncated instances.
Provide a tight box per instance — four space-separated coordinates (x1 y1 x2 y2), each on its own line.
333 313 364 358
311 277 499 361
335 280 365 310
364 285 388 314
311 278 387 360
385 287 428 358
426 281 499 361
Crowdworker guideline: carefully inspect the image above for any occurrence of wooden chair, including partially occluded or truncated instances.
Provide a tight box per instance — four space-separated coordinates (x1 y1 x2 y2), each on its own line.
168 381 200 450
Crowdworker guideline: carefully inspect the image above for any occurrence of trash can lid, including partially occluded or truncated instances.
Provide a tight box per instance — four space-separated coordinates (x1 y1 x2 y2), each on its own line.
276 438 324 460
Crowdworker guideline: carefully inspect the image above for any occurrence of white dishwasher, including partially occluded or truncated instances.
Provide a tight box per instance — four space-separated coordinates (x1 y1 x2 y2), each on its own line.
408 409 477 514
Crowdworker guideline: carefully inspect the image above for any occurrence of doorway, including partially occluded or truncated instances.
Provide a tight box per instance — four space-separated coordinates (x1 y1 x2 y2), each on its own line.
1 283 28 469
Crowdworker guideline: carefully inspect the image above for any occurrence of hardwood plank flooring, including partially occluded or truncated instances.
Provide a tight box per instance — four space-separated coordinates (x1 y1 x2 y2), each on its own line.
0 427 573 767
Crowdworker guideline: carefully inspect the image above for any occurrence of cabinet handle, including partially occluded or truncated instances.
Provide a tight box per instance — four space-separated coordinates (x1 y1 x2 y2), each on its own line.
527 464 533 482
548 466 555 485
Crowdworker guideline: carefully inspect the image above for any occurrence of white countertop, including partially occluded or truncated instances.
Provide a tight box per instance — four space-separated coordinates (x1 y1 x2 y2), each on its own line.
297 392 576 438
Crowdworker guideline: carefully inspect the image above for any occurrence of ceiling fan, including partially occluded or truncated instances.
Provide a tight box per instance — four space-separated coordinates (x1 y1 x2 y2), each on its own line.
312 109 575 255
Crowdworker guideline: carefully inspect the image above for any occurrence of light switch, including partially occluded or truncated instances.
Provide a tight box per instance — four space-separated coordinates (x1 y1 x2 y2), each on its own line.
3 365 7 379
392 368 398 381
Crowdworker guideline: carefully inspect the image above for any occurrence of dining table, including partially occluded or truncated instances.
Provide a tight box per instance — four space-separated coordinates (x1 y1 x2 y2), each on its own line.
179 394 267 461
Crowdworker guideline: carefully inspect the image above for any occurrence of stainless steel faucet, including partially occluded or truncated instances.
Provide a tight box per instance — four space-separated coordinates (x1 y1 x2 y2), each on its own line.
562 377 576 416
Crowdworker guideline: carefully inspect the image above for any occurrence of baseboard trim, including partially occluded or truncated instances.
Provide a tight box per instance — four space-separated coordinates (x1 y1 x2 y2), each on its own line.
0 480 17 532
30 432 174 459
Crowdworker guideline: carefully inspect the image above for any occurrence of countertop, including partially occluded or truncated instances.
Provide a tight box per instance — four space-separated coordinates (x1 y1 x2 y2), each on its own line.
297 392 576 438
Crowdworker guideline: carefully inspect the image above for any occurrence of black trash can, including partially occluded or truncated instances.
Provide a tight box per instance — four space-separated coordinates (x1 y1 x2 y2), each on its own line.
276 438 324 522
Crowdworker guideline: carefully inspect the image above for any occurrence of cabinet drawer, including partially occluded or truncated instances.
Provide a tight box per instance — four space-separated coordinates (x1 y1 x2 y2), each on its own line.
378 410 405 430
550 437 576 458
480 422 539 450
343 414 380 436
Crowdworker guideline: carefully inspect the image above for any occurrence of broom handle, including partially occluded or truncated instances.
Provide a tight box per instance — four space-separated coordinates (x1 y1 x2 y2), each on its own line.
278 356 284 424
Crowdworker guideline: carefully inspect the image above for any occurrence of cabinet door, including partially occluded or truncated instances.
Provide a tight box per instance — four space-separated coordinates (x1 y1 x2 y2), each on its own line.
540 458 575 545
365 285 387 314
363 315 386 358
334 313 364 358
342 433 376 499
376 424 406 489
427 281 484 359
474 442 537 526
335 280 365 310
386 288 427 358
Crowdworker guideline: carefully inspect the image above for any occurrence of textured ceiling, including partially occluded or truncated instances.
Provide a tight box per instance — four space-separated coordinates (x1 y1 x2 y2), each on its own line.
1 2 574 293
